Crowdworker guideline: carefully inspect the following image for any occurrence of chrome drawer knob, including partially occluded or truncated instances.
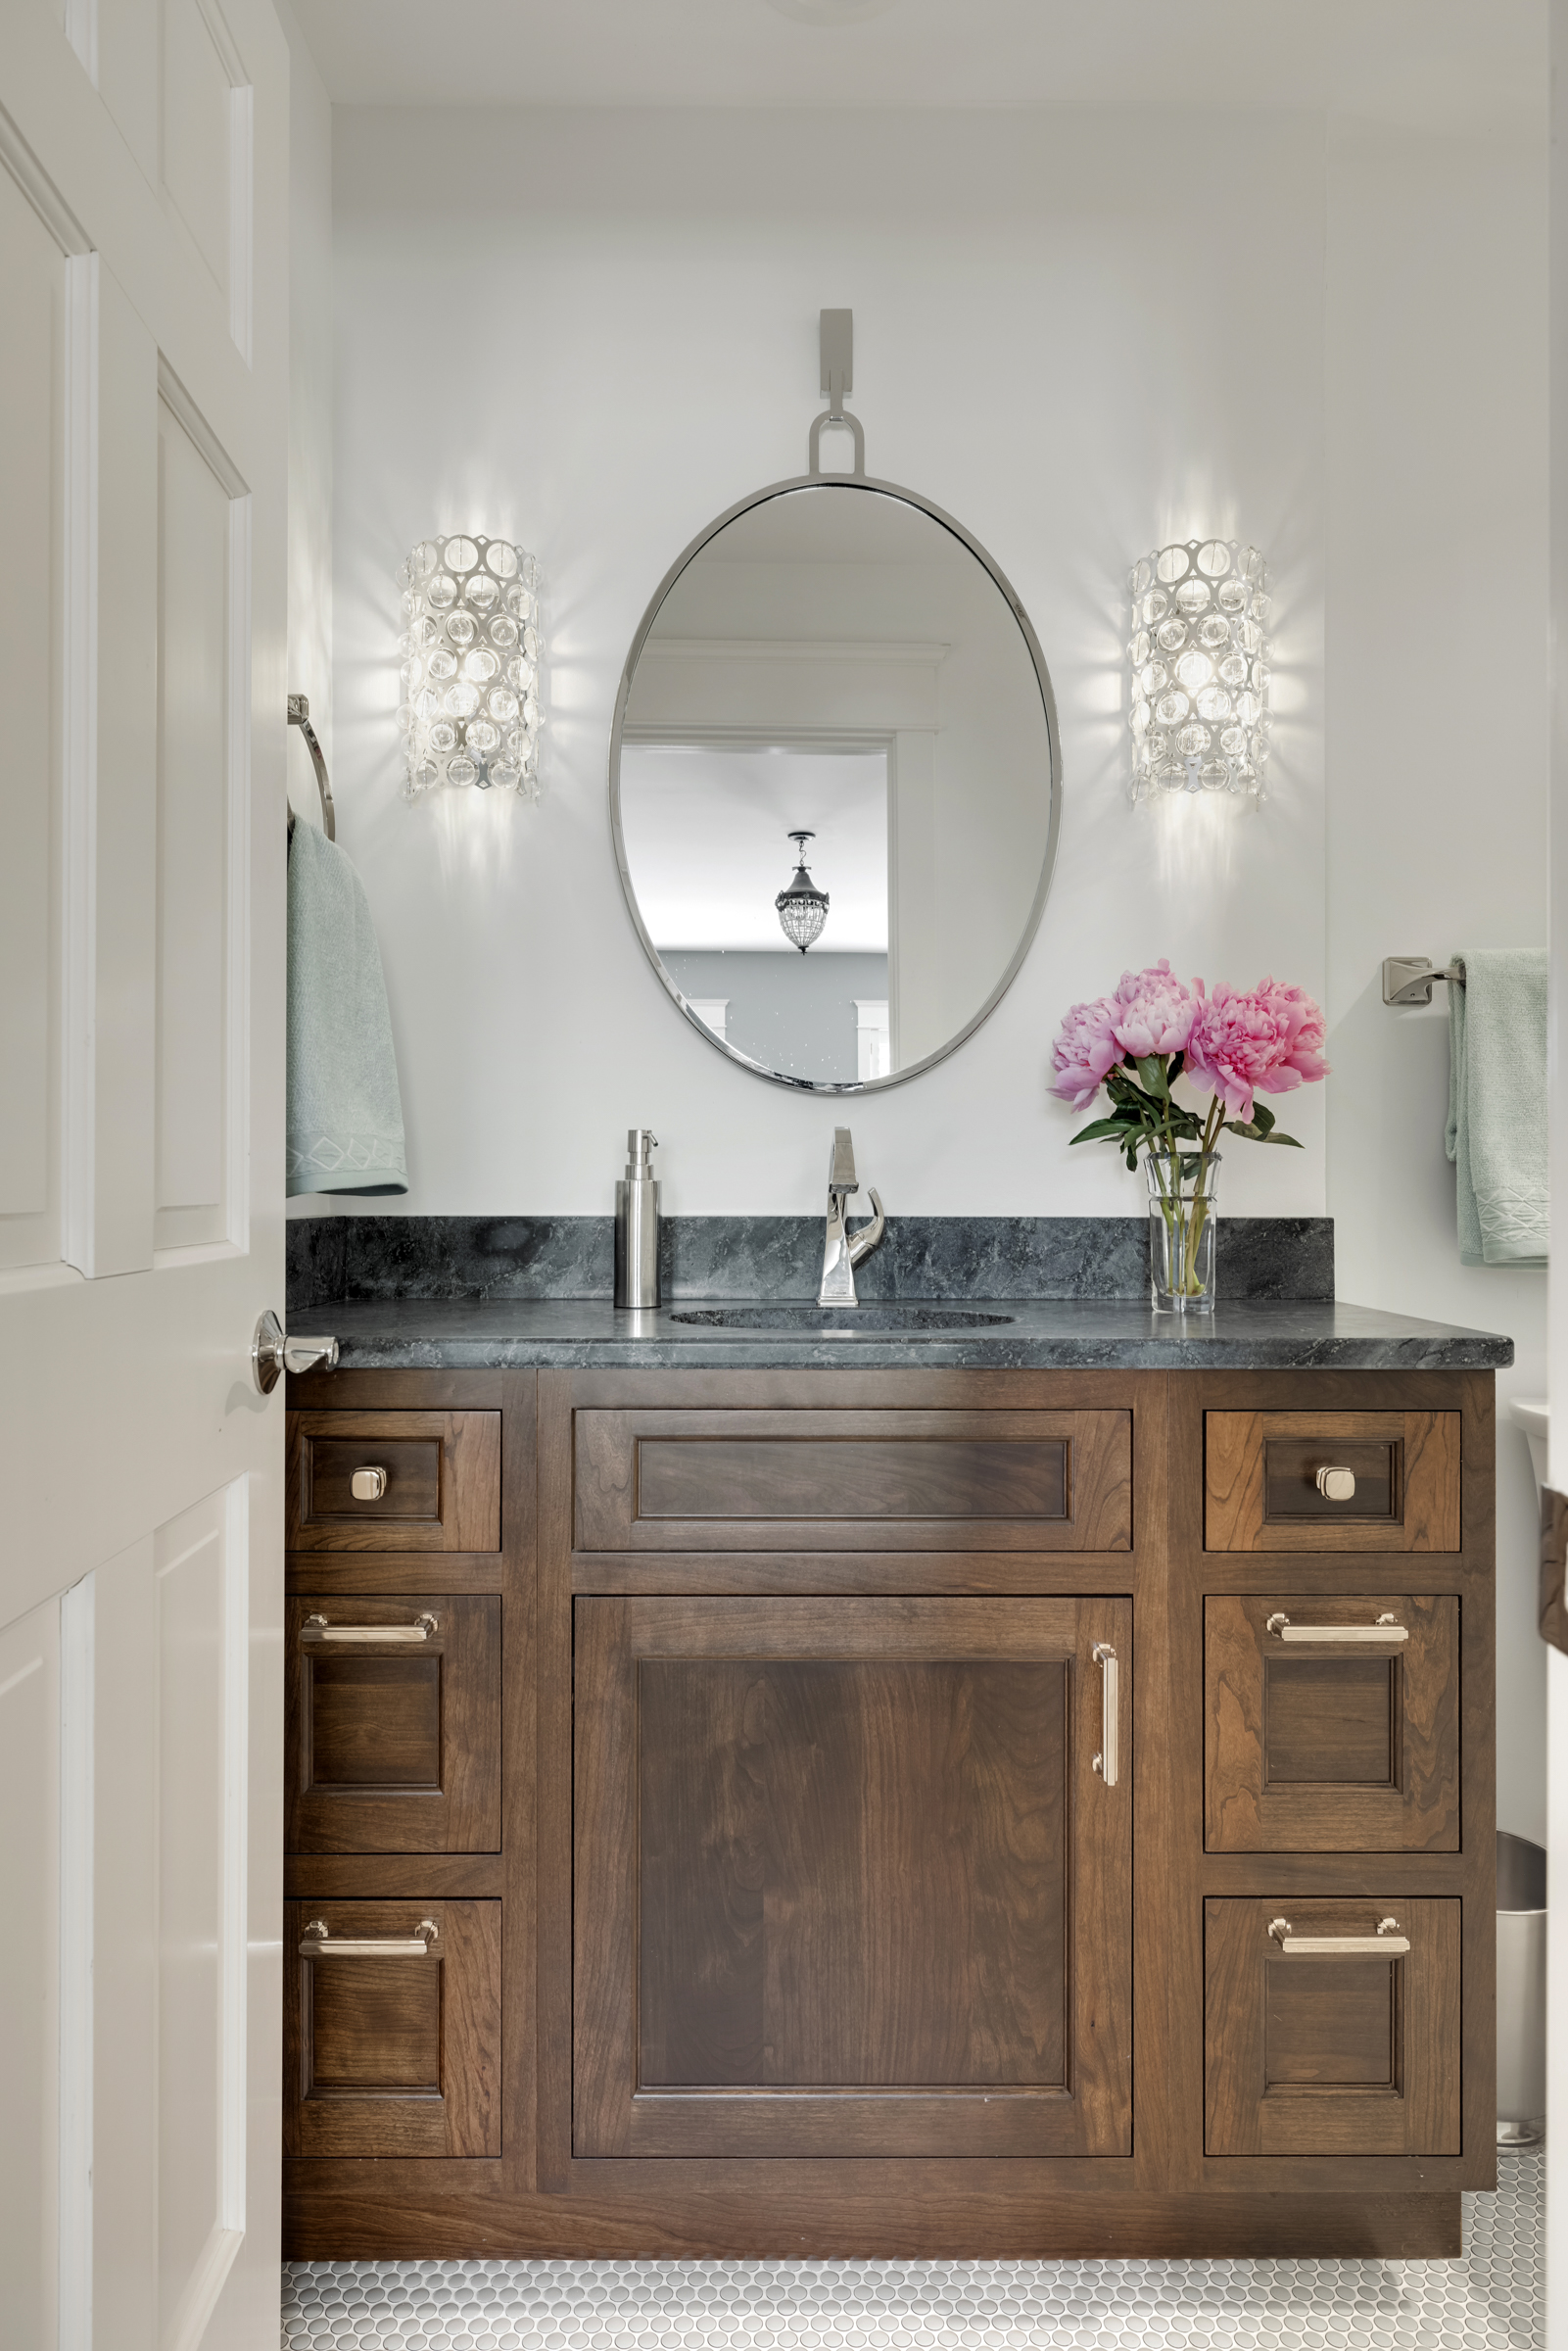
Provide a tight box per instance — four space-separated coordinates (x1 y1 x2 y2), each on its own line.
351 1466 388 1502
1316 1465 1356 1501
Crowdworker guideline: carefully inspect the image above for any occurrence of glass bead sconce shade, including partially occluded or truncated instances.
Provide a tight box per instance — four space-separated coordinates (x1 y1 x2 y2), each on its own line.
1127 539 1270 804
398 534 541 798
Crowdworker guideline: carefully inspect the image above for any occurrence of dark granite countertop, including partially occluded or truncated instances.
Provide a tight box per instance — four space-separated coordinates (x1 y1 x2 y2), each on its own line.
307 1295 1513 1373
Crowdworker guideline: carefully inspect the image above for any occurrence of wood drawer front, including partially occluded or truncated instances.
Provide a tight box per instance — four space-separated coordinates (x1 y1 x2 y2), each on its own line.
288 1411 500 1553
1205 1897 1460 2157
284 1900 500 2158
286 1595 501 1853
1205 1595 1459 1852
573 1595 1132 2159
1205 1413 1460 1553
573 1409 1132 1553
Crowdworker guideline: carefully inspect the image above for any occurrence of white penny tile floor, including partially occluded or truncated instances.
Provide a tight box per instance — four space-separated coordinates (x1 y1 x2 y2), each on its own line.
282 2151 1543 2351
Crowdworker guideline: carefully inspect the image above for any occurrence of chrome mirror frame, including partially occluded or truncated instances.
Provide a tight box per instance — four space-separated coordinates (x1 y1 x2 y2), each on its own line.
608 469 1063 1094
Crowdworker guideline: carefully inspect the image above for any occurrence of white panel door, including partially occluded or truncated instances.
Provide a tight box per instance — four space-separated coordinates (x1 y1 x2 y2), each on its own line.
0 0 290 2345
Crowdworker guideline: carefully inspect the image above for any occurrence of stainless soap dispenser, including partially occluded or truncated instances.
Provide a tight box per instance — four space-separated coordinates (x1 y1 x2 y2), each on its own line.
614 1128 661 1309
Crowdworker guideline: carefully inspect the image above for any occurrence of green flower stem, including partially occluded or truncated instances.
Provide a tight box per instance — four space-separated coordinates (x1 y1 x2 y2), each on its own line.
1154 1091 1224 1299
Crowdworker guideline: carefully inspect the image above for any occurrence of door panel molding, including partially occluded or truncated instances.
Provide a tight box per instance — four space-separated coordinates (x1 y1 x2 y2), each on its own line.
59 1573 95 2350
0 1598 61 2349
0 97 93 256
154 1479 251 2348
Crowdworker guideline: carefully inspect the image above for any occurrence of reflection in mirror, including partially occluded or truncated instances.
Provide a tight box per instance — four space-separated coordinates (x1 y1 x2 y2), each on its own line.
614 481 1059 1091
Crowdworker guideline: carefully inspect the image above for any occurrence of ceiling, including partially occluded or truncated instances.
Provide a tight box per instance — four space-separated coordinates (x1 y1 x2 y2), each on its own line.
289 0 1541 118
619 745 890 953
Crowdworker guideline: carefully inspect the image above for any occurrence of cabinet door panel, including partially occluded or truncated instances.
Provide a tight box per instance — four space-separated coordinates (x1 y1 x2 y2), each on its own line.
286 1595 501 1851
1205 1595 1459 1850
574 1596 1131 2159
1205 1897 1460 2156
574 1410 1132 1553
284 1900 501 2157
1205 1414 1461 1553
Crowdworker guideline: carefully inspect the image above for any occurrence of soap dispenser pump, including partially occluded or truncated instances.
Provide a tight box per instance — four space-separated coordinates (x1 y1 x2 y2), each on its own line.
614 1128 661 1309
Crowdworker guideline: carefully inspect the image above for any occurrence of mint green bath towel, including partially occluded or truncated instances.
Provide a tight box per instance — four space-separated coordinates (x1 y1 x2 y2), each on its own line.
287 819 408 1196
1445 947 1546 1266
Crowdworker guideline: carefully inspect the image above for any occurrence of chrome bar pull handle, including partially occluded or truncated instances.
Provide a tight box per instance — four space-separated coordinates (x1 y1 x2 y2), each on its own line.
1315 1465 1356 1501
1269 1915 1410 1957
302 1612 438 1645
299 1917 439 1958
1266 1612 1407 1645
1091 1642 1119 1787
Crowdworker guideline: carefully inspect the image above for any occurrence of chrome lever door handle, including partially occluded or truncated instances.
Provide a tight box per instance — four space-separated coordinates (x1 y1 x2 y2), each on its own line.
252 1308 338 1394
1091 1642 1119 1787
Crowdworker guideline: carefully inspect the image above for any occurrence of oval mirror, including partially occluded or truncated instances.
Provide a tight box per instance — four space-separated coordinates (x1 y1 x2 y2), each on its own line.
611 475 1061 1091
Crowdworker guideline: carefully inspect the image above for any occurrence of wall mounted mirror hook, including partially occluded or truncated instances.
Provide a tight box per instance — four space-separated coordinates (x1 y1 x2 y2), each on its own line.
809 306 866 477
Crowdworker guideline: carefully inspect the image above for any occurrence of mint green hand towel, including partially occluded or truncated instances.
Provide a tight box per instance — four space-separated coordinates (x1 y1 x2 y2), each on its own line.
1445 947 1546 1266
287 819 408 1196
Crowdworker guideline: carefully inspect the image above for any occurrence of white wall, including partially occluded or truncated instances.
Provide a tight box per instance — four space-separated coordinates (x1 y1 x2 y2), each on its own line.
1324 115 1549 1844
330 104 1327 1220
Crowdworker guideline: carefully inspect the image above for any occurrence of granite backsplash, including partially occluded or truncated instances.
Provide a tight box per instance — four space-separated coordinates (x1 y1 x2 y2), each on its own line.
287 1214 1333 1314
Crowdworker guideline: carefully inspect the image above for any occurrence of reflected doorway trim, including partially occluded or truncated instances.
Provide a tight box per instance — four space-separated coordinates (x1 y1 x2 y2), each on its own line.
608 473 1063 1095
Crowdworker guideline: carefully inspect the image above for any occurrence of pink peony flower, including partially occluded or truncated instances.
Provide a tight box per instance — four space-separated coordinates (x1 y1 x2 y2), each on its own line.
1109 960 1198 1059
1050 993 1121 1109
1184 978 1331 1121
1252 976 1330 1087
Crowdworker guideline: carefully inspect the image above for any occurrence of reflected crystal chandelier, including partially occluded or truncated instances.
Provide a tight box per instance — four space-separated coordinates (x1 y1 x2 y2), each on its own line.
398 533 541 798
776 831 830 952
1127 539 1270 804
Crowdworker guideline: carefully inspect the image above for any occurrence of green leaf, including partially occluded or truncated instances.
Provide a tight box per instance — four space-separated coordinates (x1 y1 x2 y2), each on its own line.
1251 1102 1277 1135
1221 1118 1303 1148
1133 1055 1170 1098
1069 1118 1140 1145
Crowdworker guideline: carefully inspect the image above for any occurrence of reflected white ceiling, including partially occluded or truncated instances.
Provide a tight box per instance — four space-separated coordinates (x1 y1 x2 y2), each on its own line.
289 0 1539 117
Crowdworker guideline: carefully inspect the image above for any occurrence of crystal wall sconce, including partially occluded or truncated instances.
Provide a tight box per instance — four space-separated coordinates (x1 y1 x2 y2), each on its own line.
1127 539 1270 804
398 533 541 798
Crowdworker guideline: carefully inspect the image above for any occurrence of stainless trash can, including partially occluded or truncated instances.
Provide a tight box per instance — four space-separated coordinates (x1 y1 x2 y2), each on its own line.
1497 1830 1546 2148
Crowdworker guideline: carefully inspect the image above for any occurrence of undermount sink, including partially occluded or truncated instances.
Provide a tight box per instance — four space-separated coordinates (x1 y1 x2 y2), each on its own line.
667 1305 1016 1332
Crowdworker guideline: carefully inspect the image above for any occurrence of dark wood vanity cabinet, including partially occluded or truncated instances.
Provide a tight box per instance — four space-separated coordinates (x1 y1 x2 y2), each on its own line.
573 1593 1131 2161
282 1364 1496 2264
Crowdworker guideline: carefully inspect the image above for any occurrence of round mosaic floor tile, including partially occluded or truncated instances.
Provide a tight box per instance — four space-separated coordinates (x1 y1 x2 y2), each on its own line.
283 2165 1542 2351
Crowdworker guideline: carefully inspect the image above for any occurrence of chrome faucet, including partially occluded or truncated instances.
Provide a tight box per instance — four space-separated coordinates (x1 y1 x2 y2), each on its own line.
819 1128 886 1306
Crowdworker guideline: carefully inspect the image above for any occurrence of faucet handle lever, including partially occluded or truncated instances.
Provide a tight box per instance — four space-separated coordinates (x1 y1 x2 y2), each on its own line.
847 1188 885 1268
830 1126 858 1195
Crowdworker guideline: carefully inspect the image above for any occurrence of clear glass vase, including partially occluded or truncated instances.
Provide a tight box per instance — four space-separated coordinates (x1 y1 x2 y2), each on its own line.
1147 1151 1220 1314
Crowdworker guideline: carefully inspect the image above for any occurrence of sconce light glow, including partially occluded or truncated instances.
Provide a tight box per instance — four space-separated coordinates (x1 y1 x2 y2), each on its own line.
397 534 541 799
1127 540 1270 805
